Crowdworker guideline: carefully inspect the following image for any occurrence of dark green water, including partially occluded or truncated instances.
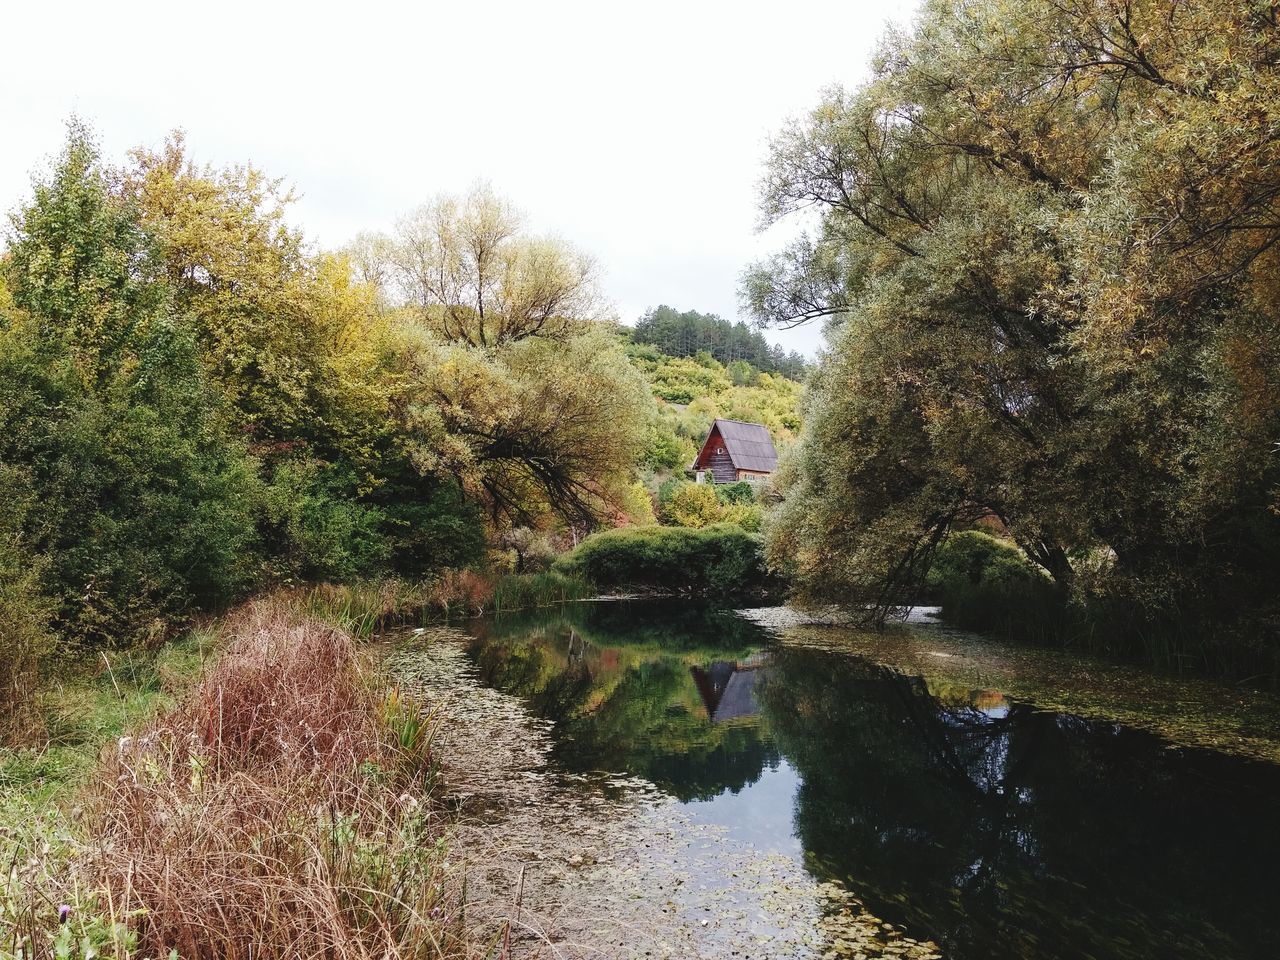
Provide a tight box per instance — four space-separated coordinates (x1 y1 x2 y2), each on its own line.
457 601 1280 960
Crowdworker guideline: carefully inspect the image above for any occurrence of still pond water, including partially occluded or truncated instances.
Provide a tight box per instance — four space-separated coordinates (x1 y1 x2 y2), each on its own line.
439 601 1280 960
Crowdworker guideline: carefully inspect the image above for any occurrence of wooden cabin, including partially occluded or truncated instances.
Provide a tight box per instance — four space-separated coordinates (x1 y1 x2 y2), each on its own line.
691 419 778 483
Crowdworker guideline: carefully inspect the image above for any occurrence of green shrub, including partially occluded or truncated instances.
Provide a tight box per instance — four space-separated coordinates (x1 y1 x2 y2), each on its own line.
642 417 697 471
660 480 763 531
0 322 263 645
555 524 779 598
720 502 763 533
263 460 390 582
0 537 53 746
663 482 724 528
926 531 1063 637
727 360 757 386
263 460 487 584
372 474 487 579
656 386 696 404
657 475 689 508
715 481 757 506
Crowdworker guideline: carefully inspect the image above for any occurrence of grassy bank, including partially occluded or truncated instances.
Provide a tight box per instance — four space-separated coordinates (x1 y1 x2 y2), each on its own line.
289 568 598 640
0 627 218 809
1 601 484 960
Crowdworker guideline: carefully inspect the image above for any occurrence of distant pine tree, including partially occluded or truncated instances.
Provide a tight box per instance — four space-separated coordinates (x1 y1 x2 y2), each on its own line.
633 305 806 379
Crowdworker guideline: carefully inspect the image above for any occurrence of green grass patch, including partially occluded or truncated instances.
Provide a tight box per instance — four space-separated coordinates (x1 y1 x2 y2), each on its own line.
491 571 594 614
1 626 220 807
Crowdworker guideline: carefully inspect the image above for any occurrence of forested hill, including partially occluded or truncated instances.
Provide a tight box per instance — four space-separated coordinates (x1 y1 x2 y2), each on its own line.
625 337 803 479
632 305 807 380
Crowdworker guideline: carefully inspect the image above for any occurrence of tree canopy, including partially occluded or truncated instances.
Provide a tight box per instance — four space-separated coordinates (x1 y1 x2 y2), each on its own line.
750 0 1280 663
0 126 653 644
385 184 604 348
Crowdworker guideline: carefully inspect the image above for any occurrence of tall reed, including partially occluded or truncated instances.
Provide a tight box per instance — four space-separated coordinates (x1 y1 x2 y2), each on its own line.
491 572 593 615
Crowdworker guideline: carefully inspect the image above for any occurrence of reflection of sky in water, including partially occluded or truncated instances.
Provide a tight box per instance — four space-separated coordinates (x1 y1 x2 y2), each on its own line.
679 757 804 861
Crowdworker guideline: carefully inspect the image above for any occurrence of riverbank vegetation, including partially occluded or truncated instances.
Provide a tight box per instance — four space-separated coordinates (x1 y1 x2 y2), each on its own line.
753 0 1280 677
0 125 662 723
0 122 799 953
924 532 1063 643
1 601 488 959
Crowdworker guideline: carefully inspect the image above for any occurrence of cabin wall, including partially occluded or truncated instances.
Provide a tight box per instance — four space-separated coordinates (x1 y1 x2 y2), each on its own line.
708 448 736 483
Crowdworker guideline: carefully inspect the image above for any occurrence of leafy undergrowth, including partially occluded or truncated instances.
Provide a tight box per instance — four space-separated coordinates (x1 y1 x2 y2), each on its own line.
2 603 485 960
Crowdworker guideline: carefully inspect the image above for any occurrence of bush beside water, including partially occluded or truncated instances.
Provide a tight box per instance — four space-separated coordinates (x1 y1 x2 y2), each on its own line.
556 524 779 599
926 531 1064 640
1 603 475 960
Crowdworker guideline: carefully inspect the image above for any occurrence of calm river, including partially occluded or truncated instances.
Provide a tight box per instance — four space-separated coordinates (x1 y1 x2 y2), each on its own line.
394 601 1280 960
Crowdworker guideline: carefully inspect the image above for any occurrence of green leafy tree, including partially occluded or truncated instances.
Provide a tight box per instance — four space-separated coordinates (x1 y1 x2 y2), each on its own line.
1 126 260 643
396 326 651 529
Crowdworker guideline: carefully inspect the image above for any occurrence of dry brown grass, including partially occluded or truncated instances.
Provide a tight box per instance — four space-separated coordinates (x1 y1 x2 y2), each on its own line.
80 603 478 960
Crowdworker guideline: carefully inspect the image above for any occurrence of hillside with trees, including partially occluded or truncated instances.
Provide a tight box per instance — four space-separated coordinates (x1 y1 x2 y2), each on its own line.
629 340 801 468
614 339 801 538
632 304 807 379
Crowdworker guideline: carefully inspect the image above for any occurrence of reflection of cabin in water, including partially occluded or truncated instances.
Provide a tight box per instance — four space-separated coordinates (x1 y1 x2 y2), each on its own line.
691 654 768 724
691 419 778 484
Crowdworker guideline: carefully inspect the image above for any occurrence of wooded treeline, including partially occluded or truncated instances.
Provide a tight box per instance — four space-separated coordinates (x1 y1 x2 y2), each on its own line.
632 304 807 379
0 128 654 659
751 0 1280 673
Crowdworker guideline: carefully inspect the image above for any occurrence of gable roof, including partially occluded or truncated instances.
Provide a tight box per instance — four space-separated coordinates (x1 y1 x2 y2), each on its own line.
709 418 778 473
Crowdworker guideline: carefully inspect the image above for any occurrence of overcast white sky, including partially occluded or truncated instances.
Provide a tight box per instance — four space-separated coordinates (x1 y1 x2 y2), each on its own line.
1 0 917 357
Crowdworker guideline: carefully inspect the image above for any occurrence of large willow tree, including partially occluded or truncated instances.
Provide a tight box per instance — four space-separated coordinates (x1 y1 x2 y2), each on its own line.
347 185 652 529
750 1 1280 647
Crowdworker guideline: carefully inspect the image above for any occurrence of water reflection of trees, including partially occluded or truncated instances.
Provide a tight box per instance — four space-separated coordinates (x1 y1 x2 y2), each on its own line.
464 607 779 801
757 646 1280 960
458 605 1280 960
479 600 769 654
